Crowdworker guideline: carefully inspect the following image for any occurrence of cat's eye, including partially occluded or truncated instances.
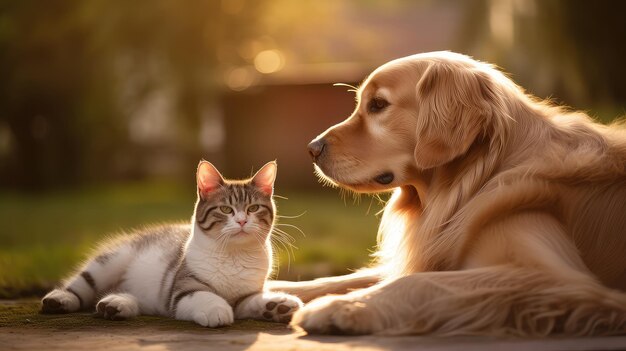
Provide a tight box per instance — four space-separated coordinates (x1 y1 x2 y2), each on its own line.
219 206 233 214
247 205 260 213
368 97 389 114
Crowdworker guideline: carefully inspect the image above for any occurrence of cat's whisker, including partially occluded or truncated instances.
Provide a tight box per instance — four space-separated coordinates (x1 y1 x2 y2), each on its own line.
271 227 296 245
270 235 294 272
276 211 307 219
274 223 305 238
273 239 296 256
273 242 294 259
272 235 296 253
270 225 298 272
272 228 298 247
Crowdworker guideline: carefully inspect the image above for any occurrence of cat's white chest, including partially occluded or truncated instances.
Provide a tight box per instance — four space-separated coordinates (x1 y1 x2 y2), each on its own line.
185 237 269 302
209 257 267 297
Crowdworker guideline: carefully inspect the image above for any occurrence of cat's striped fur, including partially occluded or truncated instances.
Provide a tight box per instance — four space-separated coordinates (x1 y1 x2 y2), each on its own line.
41 161 302 327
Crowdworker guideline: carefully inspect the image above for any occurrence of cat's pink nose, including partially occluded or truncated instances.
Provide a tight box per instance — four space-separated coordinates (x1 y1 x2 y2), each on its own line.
237 220 247 227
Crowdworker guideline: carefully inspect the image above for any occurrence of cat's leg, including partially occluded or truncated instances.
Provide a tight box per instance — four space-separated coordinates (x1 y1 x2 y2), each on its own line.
234 291 303 323
174 291 234 327
41 270 99 314
41 269 99 313
40 289 82 314
94 293 140 320
41 244 134 313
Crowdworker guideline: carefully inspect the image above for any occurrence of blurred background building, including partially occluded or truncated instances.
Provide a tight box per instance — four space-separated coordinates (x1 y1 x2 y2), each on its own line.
1 0 625 191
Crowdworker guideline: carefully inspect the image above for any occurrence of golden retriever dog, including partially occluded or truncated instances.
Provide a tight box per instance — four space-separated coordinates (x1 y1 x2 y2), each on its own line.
268 51 626 336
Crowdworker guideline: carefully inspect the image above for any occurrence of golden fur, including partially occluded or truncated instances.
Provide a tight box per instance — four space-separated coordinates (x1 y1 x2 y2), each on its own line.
268 51 626 336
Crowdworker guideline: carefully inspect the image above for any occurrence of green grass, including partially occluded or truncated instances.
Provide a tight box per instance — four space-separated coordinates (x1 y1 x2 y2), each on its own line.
0 181 382 298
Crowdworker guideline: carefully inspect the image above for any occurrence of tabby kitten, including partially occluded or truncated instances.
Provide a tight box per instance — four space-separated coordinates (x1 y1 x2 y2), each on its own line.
41 161 302 327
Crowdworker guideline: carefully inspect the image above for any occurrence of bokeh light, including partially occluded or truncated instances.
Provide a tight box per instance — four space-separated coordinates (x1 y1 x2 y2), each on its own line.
254 49 285 74
225 66 256 91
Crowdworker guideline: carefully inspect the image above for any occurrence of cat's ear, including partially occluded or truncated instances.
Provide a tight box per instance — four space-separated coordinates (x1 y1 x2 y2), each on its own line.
251 161 277 196
196 161 224 199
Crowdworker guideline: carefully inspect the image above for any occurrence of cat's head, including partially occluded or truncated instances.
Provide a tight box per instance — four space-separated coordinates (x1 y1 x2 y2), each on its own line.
193 160 277 248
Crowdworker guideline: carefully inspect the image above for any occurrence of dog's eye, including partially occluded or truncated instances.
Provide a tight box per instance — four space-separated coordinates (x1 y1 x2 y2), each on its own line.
368 97 389 113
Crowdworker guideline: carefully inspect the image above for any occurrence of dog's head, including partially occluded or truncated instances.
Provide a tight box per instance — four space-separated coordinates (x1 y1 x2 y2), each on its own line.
308 51 507 192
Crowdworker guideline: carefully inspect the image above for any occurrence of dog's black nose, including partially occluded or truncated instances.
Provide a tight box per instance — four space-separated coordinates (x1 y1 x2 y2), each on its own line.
308 139 326 161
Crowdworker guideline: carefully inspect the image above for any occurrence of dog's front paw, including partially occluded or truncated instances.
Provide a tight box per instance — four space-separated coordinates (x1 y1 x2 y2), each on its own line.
291 295 383 335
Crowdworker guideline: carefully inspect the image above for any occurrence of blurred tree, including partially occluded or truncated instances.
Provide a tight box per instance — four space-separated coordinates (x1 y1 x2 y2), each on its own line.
460 0 626 119
0 0 265 190
0 1 104 189
555 0 626 106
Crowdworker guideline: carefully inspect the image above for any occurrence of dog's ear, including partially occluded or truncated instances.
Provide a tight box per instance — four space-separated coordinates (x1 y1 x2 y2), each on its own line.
413 62 497 169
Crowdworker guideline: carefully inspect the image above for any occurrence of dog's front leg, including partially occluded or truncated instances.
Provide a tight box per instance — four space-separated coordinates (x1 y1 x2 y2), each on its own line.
266 268 382 303
289 272 420 335
291 265 626 336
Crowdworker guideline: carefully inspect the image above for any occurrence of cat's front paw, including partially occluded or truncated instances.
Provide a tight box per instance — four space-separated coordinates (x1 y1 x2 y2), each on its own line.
261 293 303 323
235 292 303 323
291 295 383 335
41 289 80 314
95 293 139 320
193 304 234 327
